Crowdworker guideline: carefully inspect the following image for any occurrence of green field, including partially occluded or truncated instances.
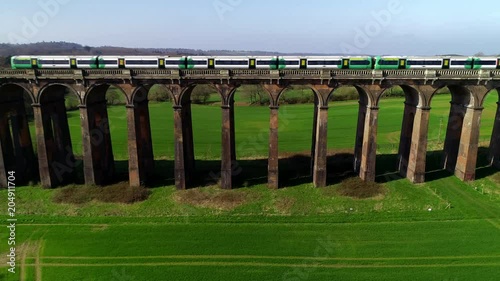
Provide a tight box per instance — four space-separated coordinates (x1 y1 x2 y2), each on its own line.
2 92 500 280
62 92 499 160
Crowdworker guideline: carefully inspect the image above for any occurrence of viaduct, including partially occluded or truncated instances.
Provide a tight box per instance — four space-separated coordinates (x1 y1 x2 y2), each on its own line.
0 68 499 190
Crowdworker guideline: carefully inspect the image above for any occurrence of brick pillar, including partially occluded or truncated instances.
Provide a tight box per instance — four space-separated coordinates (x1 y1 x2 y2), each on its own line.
406 107 431 183
397 102 417 177
312 106 328 187
455 106 483 181
268 106 279 189
173 102 195 190
442 102 466 172
354 102 367 173
488 102 500 168
221 103 236 189
33 105 51 187
127 101 154 187
0 108 14 187
182 101 195 175
359 106 379 182
34 99 75 188
13 101 37 184
80 100 115 186
310 97 319 176
173 106 186 190
0 96 37 187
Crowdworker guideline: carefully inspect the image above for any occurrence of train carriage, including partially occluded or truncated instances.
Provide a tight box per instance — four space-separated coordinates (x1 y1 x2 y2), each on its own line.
36 56 72 68
306 56 343 69
346 56 373 69
255 56 279 69
124 56 161 69
165 56 186 69
214 56 251 69
186 56 211 69
76 56 99 69
473 57 498 69
97 56 121 69
446 57 474 69
11 56 35 69
374 56 407 70
278 56 302 69
406 56 443 69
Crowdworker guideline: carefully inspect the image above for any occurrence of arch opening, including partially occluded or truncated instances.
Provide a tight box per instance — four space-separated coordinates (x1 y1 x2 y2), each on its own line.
276 85 317 187
478 88 500 171
0 84 37 186
376 85 419 179
81 84 128 186
132 84 175 186
426 86 471 175
224 84 270 188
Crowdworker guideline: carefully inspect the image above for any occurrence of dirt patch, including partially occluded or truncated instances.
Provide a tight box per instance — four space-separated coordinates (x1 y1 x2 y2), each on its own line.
90 225 109 232
174 188 258 210
53 183 150 205
274 197 296 214
337 178 386 199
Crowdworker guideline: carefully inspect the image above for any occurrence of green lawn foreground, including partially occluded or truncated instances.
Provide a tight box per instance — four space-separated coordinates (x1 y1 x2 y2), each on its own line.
1 93 499 280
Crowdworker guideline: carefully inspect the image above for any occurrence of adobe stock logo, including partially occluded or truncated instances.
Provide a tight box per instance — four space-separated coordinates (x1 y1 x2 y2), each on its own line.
7 0 72 44
213 0 243 21
340 0 403 54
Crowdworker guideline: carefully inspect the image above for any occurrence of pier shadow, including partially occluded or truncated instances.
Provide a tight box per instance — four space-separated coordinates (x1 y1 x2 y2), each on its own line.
23 146 500 189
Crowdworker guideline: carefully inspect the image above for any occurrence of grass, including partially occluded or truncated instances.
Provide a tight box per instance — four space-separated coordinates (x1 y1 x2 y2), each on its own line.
2 93 499 280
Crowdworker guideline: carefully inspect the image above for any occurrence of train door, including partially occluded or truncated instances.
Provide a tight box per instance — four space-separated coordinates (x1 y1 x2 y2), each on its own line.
443 59 450 69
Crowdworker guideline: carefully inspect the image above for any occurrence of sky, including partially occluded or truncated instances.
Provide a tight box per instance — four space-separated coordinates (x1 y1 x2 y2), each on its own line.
0 0 499 55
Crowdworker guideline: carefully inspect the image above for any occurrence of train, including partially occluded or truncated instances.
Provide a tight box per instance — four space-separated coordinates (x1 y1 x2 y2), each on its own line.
10 55 500 70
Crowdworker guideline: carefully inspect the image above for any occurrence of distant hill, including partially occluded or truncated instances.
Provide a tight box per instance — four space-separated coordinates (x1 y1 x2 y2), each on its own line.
0 41 347 68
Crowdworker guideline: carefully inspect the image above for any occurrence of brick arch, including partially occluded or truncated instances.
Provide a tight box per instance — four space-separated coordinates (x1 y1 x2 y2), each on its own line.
0 83 38 187
83 83 129 106
176 83 218 106
327 85 372 106
130 84 175 104
0 83 36 104
478 87 500 107
38 83 82 105
375 85 422 107
276 85 320 106
428 85 475 108
227 84 273 107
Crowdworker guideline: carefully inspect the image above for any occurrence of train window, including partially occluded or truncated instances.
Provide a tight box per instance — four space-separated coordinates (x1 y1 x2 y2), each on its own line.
13 59 31 65
408 60 441 66
190 60 208 65
378 60 399 65
165 60 182 65
215 60 249 65
126 60 158 65
475 60 496 65
280 61 300 65
257 60 275 66
428 60 442 65
350 60 371 66
38 60 70 64
77 60 97 65
451 61 473 66
407 60 424 65
308 60 341 65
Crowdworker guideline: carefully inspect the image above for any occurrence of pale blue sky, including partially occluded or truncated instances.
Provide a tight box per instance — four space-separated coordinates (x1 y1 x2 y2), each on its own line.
1 0 499 55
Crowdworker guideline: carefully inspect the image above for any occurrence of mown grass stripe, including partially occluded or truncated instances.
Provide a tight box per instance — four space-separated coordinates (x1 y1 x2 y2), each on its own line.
12 262 500 269
27 254 500 261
